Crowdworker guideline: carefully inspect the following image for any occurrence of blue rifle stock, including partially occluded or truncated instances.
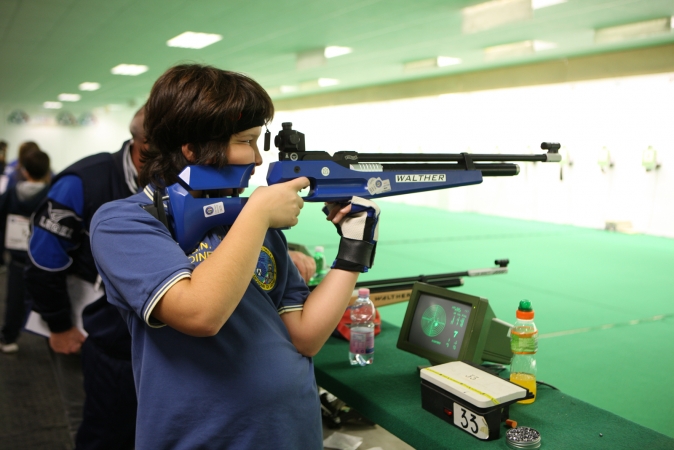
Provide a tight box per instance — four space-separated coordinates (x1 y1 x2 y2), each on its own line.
165 122 561 252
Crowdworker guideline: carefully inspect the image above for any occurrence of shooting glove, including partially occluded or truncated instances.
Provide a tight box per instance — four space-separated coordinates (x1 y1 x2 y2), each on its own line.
324 197 380 273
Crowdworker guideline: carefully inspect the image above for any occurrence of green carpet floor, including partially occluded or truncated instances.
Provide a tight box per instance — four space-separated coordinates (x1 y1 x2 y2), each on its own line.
284 200 674 438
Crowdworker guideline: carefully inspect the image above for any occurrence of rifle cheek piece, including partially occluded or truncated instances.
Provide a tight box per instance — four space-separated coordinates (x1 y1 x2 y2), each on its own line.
333 237 376 273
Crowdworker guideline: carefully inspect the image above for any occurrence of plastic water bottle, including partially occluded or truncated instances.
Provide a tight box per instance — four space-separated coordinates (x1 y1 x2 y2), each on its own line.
309 246 327 286
349 288 375 366
510 300 538 404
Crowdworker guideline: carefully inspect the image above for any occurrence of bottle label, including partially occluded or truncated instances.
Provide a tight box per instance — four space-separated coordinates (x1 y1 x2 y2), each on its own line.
511 331 538 354
350 328 374 355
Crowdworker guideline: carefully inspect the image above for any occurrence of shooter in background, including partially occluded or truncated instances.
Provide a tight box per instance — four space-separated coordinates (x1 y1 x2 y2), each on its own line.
4 141 41 193
0 140 7 178
0 148 51 353
25 108 146 449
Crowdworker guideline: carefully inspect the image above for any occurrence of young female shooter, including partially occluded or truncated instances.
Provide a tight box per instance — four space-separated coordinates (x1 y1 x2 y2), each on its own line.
90 64 380 449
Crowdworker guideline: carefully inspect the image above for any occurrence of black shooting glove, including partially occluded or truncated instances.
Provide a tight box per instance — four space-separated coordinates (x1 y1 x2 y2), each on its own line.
324 197 380 273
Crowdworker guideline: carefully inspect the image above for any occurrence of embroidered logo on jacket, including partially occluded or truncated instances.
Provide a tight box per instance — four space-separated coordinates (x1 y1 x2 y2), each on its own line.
188 241 213 264
36 201 82 239
253 246 276 291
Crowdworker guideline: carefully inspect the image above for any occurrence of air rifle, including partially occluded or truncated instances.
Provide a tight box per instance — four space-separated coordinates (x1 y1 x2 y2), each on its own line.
163 123 561 252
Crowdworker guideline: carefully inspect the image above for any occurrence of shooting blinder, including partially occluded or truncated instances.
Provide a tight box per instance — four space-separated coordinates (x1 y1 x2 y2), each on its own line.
264 126 270 151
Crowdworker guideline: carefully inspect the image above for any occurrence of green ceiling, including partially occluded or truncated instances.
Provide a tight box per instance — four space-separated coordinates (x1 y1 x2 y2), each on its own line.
1 0 674 113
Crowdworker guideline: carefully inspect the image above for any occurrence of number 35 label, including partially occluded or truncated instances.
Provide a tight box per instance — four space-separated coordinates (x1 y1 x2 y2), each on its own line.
453 403 490 440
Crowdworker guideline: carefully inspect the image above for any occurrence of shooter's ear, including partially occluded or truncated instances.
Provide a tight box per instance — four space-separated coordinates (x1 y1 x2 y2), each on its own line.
181 144 196 162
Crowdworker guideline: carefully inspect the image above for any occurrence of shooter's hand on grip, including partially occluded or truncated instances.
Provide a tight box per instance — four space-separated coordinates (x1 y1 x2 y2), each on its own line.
324 197 380 273
248 177 309 229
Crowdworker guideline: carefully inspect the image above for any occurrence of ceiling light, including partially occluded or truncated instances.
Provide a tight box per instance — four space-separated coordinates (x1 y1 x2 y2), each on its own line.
58 93 81 102
111 64 149 76
531 0 566 9
484 40 556 60
436 56 462 67
324 46 352 58
462 0 532 34
79 82 100 91
594 17 672 44
43 101 62 109
280 85 299 93
318 78 339 87
167 31 223 49
296 45 352 70
299 78 340 90
404 56 462 72
404 58 437 72
533 40 557 51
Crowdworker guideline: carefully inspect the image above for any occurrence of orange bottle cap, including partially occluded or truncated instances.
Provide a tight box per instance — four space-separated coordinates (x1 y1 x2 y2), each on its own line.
516 309 534 320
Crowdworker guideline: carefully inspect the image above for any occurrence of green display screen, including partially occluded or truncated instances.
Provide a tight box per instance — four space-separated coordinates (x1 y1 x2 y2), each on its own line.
408 293 473 360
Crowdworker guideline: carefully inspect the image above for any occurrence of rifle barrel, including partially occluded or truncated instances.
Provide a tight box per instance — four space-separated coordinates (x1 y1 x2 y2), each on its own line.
380 163 520 176
356 153 549 163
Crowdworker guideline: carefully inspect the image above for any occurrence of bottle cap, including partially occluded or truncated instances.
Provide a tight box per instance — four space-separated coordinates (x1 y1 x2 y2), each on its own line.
314 246 324 253
518 300 532 311
358 288 370 297
516 300 534 320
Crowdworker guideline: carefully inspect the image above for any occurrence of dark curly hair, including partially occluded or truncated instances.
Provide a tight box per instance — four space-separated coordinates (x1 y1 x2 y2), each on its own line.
140 64 274 188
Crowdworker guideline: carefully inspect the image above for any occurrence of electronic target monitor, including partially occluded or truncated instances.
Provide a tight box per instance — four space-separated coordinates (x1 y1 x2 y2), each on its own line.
397 282 512 366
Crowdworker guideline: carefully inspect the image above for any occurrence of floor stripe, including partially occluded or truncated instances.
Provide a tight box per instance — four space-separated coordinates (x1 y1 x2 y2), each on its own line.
539 313 674 339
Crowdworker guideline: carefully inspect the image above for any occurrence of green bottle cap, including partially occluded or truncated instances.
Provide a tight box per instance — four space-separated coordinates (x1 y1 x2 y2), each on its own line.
518 300 533 312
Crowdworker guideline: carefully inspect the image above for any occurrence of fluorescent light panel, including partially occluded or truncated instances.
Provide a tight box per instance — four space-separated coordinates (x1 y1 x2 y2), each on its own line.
79 82 100 91
299 78 340 90
297 45 352 70
58 93 81 102
280 85 298 93
484 40 556 60
167 31 222 49
404 56 462 72
462 0 532 33
43 101 62 109
531 0 567 9
533 40 557 51
111 64 149 76
324 46 352 58
595 17 672 44
318 78 339 87
437 56 462 67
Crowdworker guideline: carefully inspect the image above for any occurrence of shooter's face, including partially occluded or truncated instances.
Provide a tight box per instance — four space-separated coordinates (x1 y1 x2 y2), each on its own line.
226 126 263 168
225 126 263 195
180 126 263 197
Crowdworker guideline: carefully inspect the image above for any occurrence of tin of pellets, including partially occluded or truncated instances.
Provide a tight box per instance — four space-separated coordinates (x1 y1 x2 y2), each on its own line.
505 426 541 449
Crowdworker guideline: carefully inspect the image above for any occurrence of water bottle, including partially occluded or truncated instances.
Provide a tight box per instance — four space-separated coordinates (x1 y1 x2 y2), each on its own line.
509 300 538 404
349 288 375 366
309 246 327 286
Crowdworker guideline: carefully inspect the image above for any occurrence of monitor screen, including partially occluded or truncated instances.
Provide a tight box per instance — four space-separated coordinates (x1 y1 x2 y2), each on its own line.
407 293 473 360
397 282 512 366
